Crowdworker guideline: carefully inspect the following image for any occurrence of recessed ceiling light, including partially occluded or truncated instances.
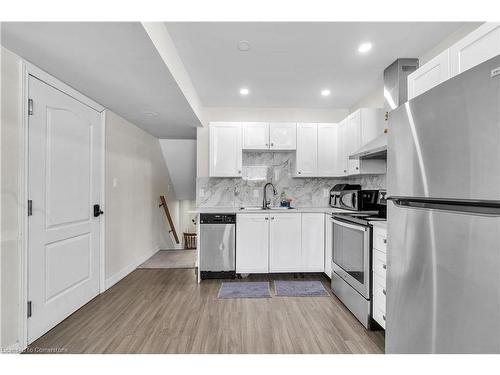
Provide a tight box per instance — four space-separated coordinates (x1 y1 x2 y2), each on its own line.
358 42 373 53
321 89 331 97
239 87 250 96
237 40 251 52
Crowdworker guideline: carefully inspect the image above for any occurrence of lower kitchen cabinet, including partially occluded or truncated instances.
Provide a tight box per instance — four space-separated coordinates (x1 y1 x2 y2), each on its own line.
324 214 333 278
301 213 325 272
269 213 302 272
236 214 269 273
372 224 387 329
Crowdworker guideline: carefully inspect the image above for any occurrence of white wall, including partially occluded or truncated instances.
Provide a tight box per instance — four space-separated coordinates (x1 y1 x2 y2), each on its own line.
159 139 196 200
197 107 349 178
105 111 179 286
1 47 23 351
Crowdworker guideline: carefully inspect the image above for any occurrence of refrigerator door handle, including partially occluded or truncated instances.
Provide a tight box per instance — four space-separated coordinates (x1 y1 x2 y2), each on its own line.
387 196 500 216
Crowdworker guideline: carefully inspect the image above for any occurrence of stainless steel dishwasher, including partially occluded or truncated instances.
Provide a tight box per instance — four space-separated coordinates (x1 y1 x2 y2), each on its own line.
199 213 236 279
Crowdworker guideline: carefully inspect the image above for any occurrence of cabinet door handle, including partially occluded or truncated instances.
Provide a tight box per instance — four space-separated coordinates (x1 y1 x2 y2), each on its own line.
238 170 242 174
382 264 387 270
382 289 386 295
265 217 269 220
383 238 387 244
270 142 274 147
298 171 301 174
355 166 359 170
382 314 386 321
271 217 275 220
265 143 269 147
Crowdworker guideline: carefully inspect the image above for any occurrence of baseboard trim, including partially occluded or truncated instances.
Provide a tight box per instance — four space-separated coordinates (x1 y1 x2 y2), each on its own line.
104 247 160 290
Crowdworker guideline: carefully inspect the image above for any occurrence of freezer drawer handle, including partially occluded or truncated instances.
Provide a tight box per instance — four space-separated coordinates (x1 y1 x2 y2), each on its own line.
387 196 500 216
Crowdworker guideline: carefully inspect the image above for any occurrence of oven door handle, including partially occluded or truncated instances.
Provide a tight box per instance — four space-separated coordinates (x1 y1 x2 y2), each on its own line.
331 217 369 232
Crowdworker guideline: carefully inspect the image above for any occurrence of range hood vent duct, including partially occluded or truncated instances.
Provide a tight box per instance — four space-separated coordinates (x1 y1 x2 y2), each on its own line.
383 58 419 112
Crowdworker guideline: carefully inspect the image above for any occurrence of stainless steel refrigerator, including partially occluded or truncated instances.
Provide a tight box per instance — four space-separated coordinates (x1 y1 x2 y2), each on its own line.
386 54 500 353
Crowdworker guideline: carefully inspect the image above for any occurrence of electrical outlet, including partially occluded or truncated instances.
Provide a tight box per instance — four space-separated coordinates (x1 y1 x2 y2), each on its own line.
253 189 259 198
199 189 205 198
323 188 329 198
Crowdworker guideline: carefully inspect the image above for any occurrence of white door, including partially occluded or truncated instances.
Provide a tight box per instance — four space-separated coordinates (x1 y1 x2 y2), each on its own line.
450 23 500 77
269 122 296 150
296 123 318 176
236 214 269 273
269 213 301 272
336 120 348 176
347 112 361 175
407 50 451 100
317 123 338 176
324 214 333 278
301 213 324 272
28 76 102 343
209 122 243 177
242 122 269 150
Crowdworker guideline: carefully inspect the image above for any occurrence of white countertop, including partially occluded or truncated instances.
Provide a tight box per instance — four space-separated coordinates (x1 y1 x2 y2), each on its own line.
188 207 352 215
370 220 387 229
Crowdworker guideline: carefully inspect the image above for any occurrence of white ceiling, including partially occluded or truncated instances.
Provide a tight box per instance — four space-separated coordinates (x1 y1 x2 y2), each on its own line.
166 22 472 109
1 22 201 139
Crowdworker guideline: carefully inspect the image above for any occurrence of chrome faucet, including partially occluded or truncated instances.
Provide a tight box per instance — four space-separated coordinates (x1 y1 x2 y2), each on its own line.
262 182 277 209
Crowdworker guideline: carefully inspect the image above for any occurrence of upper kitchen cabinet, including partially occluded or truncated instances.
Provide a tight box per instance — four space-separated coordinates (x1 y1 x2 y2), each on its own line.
347 108 386 176
295 123 318 177
269 122 297 150
408 50 451 100
450 23 500 77
317 123 339 177
209 122 243 177
336 120 348 176
242 122 270 150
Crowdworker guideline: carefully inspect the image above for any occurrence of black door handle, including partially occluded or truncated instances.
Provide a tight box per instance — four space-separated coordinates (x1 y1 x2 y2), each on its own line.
94 204 104 217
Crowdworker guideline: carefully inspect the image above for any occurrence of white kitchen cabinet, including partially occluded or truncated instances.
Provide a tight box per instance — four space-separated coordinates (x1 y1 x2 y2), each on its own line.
236 214 270 273
301 213 324 272
372 224 387 329
269 122 297 150
209 122 243 177
317 123 339 176
269 213 302 272
345 108 386 176
408 50 451 100
242 122 269 150
347 112 361 175
324 214 333 278
295 123 318 177
450 23 500 77
336 120 348 176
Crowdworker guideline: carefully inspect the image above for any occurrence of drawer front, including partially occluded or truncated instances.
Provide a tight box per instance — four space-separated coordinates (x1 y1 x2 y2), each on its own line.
373 227 387 253
372 300 386 329
372 274 386 329
373 249 387 279
373 274 386 307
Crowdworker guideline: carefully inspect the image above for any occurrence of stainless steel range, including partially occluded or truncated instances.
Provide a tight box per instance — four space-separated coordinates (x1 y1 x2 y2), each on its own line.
330 188 386 328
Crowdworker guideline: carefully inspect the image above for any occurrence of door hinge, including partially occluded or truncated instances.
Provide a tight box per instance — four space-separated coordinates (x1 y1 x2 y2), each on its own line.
27 301 32 318
28 200 33 216
28 98 34 115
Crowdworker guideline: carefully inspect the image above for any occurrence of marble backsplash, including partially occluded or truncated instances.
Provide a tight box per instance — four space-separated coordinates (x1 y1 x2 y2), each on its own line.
197 152 386 208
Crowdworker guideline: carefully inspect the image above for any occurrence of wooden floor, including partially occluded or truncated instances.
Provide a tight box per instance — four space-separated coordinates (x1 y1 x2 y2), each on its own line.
29 269 385 354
